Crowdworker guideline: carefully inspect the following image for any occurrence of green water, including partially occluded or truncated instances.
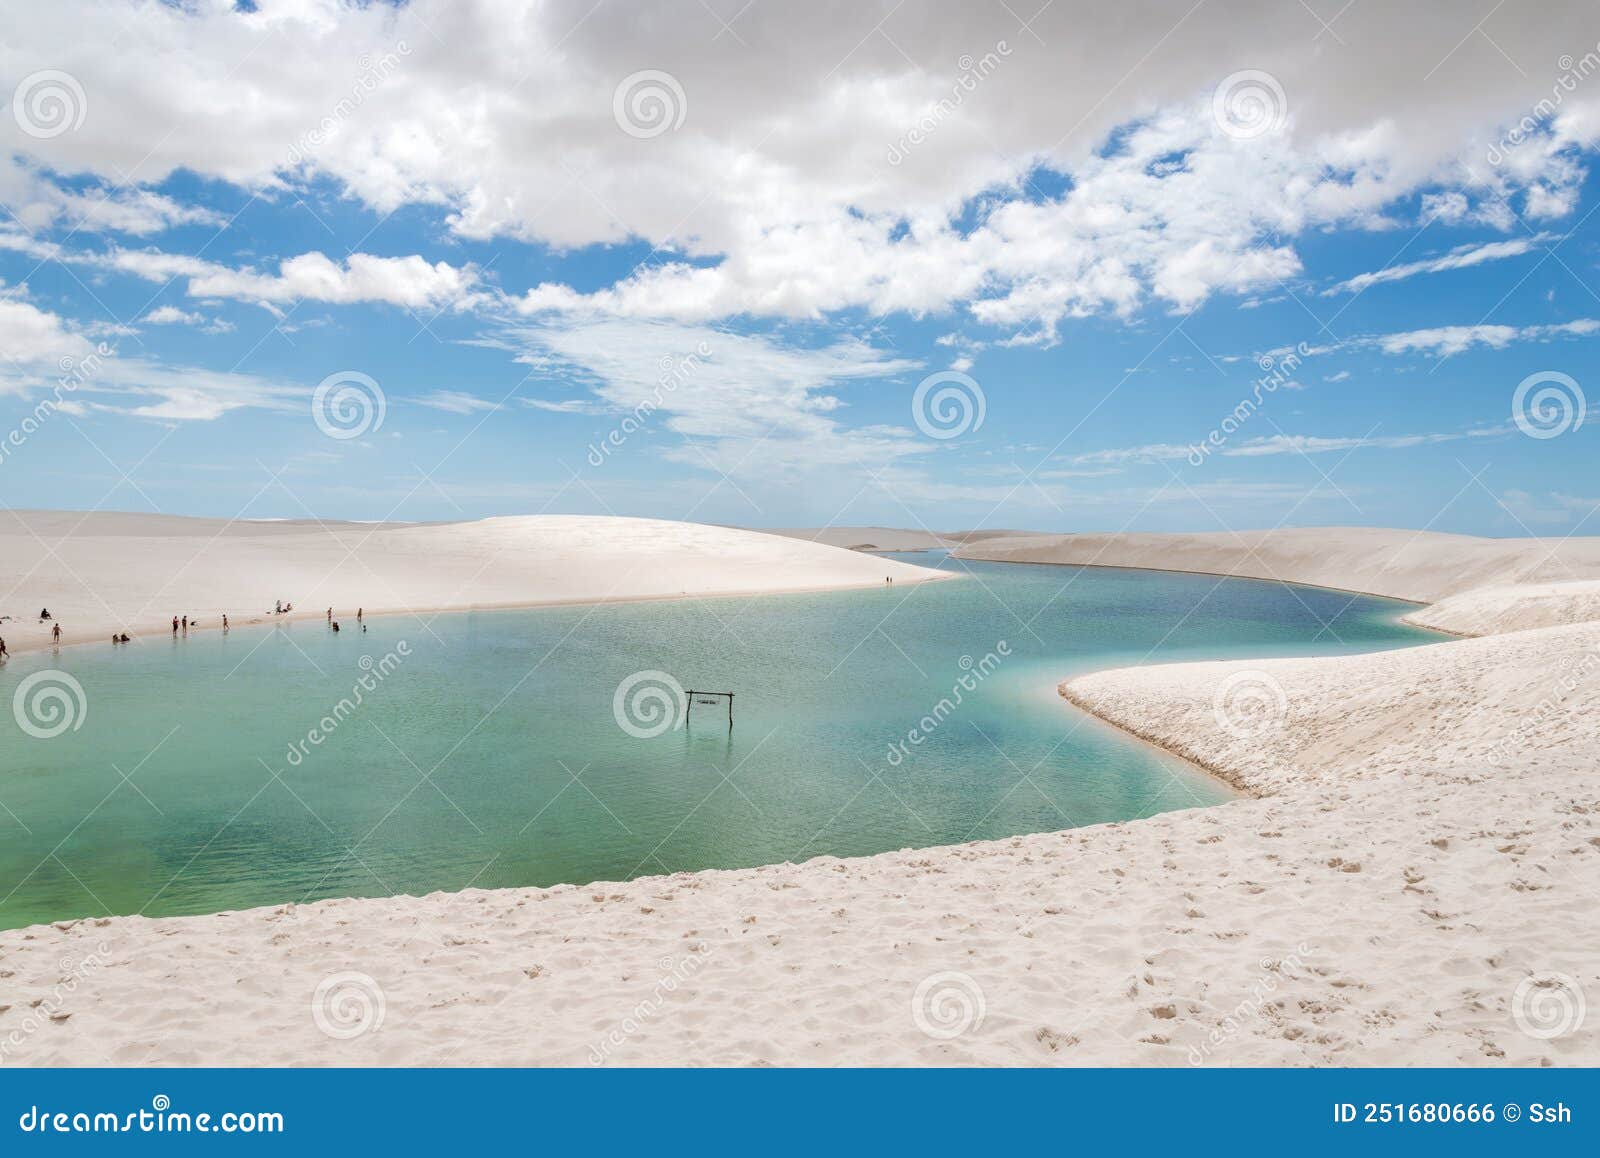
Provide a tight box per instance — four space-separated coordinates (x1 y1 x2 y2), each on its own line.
0 556 1437 929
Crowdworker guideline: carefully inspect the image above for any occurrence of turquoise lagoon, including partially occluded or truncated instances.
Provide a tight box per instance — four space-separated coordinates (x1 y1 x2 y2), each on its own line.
0 555 1438 929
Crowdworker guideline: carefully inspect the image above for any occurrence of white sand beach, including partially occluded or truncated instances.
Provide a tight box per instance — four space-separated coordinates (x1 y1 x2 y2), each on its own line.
3 523 1598 1066
0 511 949 654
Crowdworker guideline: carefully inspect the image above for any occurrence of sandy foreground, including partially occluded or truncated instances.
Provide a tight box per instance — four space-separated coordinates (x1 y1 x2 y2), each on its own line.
0 510 947 654
3 524 1599 1065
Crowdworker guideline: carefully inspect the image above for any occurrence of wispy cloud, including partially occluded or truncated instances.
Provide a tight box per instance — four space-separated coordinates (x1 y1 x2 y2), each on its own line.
1325 236 1554 295
1368 319 1599 357
503 318 925 475
415 390 501 414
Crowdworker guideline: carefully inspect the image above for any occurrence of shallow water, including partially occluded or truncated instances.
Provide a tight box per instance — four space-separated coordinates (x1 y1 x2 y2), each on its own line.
0 555 1438 929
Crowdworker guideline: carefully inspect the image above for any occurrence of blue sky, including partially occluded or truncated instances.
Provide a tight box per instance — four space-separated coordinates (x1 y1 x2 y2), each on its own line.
1 0 1597 535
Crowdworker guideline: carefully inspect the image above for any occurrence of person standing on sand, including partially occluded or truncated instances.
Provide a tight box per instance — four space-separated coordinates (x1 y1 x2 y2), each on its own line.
172 616 179 634
51 623 61 644
357 607 363 622
222 613 229 632
181 615 188 631
326 607 332 623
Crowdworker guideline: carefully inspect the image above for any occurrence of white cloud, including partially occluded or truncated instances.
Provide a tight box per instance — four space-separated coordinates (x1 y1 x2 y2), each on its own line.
523 397 609 414
1498 488 1600 527
140 303 236 333
0 158 226 235
1069 442 1195 466
186 252 479 311
1222 432 1459 456
1072 423 1514 466
507 318 925 474
0 297 93 363
1 0 1596 345
58 245 480 316
415 390 500 414
0 297 297 418
1370 319 1600 356
142 305 204 325
1325 235 1554 295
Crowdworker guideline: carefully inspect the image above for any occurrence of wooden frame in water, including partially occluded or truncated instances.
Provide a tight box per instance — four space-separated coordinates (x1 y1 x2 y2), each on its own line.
685 690 734 730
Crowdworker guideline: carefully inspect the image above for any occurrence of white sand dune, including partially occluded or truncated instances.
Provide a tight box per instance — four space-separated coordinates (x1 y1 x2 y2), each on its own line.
761 526 1024 552
3 523 1597 1066
0 511 949 654
957 526 1600 606
1405 579 1600 636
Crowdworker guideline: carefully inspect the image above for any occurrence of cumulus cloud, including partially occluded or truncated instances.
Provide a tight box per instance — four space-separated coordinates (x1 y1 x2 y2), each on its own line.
62 245 481 315
2 0 1597 345
185 252 479 311
141 305 204 325
140 304 234 332
0 296 94 363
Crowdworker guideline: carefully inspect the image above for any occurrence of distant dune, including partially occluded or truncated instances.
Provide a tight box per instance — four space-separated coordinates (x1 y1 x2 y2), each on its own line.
954 526 1600 607
759 526 1028 552
0 511 950 653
